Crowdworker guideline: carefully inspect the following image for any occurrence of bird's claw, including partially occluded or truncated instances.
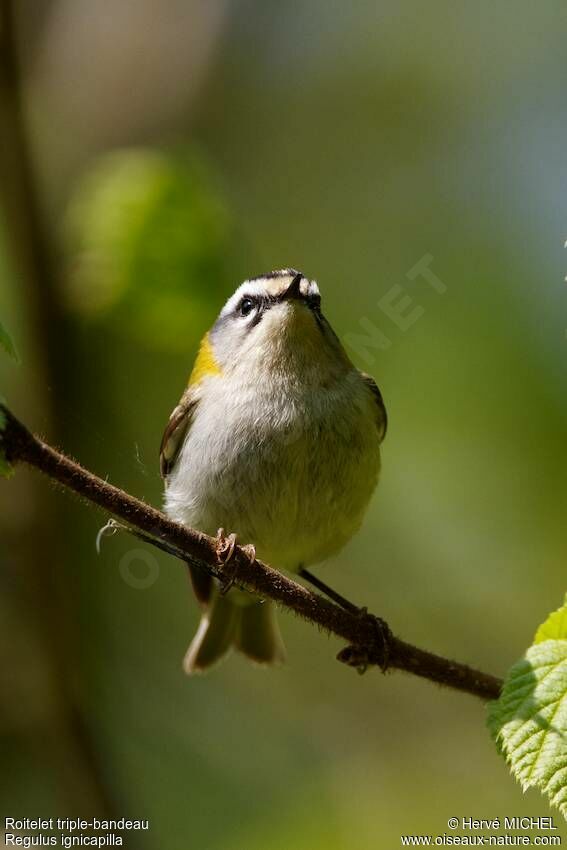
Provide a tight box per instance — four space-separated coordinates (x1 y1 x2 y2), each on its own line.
337 608 393 674
215 528 238 594
215 528 256 595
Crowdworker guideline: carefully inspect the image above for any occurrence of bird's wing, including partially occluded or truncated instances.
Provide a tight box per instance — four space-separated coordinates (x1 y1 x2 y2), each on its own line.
159 385 200 479
360 372 388 443
160 385 214 605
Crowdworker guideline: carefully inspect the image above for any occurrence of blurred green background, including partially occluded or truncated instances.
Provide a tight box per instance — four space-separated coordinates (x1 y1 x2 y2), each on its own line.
1 1 566 846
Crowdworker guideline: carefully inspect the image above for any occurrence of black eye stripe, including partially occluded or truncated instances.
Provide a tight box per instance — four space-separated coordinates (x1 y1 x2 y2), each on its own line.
232 290 323 331
267 292 321 309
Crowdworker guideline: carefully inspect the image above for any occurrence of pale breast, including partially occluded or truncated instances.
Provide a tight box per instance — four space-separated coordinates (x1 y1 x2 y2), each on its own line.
165 370 381 572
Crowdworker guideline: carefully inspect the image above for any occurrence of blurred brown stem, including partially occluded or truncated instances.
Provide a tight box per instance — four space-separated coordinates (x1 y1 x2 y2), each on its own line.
1 404 504 702
0 0 118 816
0 0 63 381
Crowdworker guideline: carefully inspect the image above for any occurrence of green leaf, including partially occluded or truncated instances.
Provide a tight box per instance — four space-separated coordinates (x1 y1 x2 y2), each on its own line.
0 320 19 362
64 148 233 352
535 596 567 643
488 601 567 820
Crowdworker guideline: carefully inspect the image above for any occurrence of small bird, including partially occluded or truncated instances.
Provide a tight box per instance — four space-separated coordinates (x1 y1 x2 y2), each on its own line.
160 269 387 673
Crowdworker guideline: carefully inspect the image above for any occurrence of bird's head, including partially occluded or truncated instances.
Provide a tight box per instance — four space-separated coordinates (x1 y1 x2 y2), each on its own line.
199 269 349 383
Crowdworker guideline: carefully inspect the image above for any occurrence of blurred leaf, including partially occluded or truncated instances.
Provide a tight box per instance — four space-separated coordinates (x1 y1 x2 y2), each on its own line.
65 148 232 351
0 404 14 478
488 601 567 820
0 320 19 362
0 451 12 478
535 597 567 644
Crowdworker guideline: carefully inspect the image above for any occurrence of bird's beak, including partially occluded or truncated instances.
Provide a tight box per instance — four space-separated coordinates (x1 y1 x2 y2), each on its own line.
281 273 304 302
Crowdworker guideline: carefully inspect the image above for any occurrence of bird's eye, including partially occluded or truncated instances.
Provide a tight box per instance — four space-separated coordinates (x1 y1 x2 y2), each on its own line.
239 297 256 317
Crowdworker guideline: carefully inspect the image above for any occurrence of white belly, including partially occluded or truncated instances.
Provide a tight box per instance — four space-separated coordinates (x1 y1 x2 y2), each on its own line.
165 372 381 572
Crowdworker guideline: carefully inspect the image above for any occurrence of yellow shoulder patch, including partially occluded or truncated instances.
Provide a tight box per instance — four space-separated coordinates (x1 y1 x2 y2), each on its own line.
188 333 222 386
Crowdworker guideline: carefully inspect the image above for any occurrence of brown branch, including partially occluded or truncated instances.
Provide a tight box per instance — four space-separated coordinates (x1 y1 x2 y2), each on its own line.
1 404 503 702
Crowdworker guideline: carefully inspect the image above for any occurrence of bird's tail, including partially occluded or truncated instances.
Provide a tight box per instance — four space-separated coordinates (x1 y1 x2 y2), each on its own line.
183 593 286 674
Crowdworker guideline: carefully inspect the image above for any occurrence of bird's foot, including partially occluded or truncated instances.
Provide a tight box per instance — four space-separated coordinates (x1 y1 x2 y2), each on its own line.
215 528 238 594
215 528 256 595
337 607 393 675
